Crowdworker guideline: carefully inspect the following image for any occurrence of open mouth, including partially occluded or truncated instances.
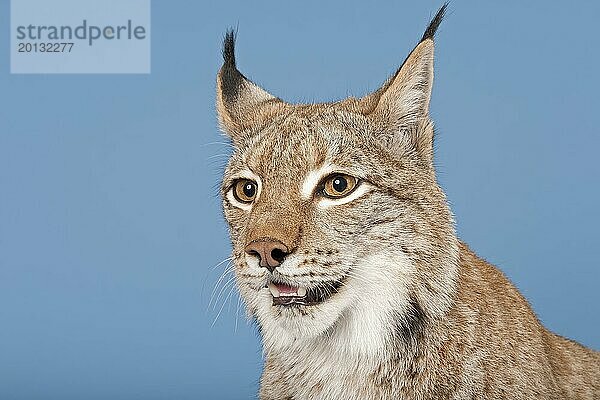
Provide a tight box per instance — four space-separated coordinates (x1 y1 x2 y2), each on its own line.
267 280 344 306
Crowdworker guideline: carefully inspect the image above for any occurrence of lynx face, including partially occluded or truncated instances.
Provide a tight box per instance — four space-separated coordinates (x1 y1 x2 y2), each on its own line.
218 7 458 352
222 113 428 340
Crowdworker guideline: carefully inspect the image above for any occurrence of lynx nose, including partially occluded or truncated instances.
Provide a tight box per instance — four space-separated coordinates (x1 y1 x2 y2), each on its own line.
245 239 289 272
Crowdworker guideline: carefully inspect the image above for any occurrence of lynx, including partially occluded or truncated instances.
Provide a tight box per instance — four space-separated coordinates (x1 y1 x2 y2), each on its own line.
215 5 599 399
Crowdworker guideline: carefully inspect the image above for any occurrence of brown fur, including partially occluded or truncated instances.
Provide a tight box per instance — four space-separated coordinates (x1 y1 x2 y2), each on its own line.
216 6 599 399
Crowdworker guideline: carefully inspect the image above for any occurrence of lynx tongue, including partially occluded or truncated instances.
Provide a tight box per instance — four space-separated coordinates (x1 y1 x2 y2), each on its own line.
268 283 308 305
268 283 307 298
268 279 344 307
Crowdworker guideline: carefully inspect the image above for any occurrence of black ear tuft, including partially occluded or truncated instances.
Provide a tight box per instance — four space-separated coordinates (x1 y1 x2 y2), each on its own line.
421 3 448 42
220 29 244 103
222 29 237 68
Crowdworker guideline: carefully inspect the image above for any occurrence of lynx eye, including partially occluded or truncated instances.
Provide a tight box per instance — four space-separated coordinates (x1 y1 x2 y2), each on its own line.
322 174 358 198
233 179 258 203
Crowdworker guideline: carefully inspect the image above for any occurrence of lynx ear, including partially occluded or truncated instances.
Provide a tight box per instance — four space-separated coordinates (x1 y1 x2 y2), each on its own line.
216 31 285 143
360 4 446 164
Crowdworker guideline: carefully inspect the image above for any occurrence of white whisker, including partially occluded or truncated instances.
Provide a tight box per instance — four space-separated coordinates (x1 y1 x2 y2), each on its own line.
212 274 236 310
212 280 238 327
209 271 235 312
207 260 234 308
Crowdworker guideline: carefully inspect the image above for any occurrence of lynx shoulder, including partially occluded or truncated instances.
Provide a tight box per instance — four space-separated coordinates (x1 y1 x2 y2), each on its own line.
216 5 600 399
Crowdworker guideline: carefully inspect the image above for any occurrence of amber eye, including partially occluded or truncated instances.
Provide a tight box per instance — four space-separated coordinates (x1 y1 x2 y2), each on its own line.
233 179 258 203
322 174 358 198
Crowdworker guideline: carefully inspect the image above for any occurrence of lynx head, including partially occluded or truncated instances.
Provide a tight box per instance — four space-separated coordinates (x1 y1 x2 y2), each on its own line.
217 5 459 355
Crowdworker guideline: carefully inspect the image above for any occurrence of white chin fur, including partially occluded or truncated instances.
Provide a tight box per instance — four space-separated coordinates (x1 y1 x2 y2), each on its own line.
254 281 354 340
241 252 415 356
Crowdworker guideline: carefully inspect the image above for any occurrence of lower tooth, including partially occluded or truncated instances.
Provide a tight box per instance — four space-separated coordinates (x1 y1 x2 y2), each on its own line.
298 287 307 297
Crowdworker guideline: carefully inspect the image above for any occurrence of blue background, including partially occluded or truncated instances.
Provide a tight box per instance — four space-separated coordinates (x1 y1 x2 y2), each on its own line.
1 1 598 399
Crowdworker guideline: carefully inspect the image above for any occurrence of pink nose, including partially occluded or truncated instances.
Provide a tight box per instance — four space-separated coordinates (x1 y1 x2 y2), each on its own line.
244 239 289 272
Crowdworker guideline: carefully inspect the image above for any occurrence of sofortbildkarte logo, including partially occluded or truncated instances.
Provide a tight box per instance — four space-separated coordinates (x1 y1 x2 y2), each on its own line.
11 0 151 74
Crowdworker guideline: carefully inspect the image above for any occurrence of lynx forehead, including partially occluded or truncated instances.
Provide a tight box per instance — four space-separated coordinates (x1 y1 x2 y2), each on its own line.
215 4 599 399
